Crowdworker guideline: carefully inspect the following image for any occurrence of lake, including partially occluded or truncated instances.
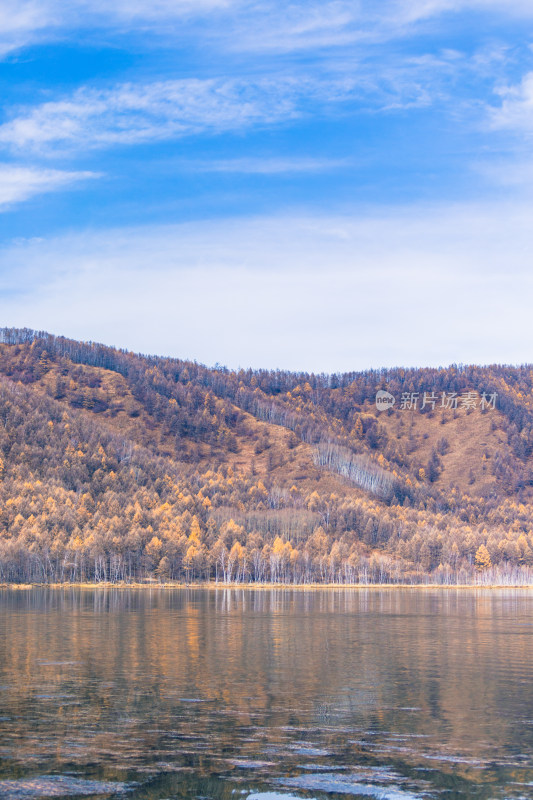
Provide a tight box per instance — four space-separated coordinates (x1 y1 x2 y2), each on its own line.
1 588 533 800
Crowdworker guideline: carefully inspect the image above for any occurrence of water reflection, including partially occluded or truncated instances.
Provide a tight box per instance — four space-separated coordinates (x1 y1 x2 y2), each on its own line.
0 588 533 799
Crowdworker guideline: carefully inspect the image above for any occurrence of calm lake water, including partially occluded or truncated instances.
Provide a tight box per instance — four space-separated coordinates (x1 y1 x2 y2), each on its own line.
1 588 533 800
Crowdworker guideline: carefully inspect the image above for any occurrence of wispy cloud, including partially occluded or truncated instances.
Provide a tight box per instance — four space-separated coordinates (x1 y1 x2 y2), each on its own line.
81 0 233 18
0 1 375 57
0 1 50 56
2 0 533 58
222 2 368 54
0 203 531 370
474 155 533 189
0 0 236 56
0 56 472 156
0 78 303 154
186 156 354 174
0 164 98 208
385 0 533 25
206 1 533 53
490 71 533 133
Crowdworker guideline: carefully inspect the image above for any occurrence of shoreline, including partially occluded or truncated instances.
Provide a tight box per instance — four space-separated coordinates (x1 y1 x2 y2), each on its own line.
1 582 533 590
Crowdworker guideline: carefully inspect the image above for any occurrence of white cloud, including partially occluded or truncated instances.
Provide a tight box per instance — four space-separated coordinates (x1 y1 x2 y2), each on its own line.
223 2 368 54
0 164 97 207
0 78 306 154
0 1 368 57
0 204 531 371
0 57 468 156
386 0 533 24
228 1 533 52
187 157 354 174
81 0 233 18
0 0 236 55
2 0 533 58
490 71 533 133
0 1 50 55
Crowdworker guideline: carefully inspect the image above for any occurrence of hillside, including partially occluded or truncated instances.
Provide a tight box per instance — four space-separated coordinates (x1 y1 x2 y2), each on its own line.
0 327 532 584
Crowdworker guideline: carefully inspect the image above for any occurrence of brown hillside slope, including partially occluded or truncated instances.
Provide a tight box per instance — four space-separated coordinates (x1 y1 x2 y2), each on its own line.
0 329 532 583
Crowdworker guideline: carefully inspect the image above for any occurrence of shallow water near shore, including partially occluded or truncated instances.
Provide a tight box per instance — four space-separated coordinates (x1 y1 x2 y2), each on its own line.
1 587 533 800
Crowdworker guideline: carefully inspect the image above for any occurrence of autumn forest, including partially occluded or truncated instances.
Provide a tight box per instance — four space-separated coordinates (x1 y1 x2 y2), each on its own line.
1 327 533 585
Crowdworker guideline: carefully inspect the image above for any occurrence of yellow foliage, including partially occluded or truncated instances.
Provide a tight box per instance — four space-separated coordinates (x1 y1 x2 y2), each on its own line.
475 544 492 571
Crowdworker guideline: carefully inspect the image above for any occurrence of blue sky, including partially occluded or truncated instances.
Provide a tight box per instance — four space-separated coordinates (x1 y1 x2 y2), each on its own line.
0 0 532 371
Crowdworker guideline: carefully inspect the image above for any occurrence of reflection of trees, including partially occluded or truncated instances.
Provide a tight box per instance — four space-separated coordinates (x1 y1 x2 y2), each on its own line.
1 588 533 789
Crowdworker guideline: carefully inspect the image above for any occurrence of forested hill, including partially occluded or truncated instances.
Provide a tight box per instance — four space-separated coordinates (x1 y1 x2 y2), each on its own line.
0 326 532 584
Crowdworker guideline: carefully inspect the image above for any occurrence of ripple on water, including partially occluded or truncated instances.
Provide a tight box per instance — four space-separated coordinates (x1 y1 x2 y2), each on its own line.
0 775 133 798
246 794 307 800
287 744 331 756
278 769 435 799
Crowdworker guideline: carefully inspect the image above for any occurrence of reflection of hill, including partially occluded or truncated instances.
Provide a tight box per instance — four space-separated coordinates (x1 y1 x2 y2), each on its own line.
1 589 533 797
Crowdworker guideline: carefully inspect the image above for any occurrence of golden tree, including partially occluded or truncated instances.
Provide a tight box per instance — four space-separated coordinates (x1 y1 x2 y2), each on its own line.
475 544 492 571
